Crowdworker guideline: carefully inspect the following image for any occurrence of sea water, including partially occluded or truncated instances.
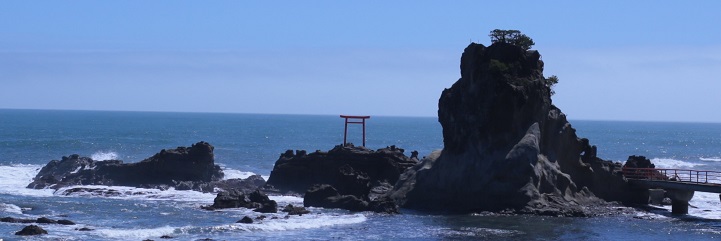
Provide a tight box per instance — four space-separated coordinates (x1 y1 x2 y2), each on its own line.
1 109 721 240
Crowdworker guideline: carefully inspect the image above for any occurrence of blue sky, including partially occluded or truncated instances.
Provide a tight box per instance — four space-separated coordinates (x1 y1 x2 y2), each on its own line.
1 1 720 122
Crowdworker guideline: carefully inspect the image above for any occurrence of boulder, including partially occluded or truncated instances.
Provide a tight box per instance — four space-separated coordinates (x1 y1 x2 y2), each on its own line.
388 42 647 216
15 225 47 236
57 219 76 225
266 145 418 197
303 184 398 213
206 189 251 210
1 216 76 225
237 216 253 224
282 204 310 215
27 142 225 191
204 189 277 213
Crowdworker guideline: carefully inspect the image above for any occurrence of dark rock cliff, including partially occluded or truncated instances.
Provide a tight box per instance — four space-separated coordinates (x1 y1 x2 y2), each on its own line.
265 144 418 196
388 42 647 215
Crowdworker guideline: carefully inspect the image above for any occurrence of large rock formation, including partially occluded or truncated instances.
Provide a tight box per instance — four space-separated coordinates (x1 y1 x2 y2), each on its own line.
266 144 418 196
265 144 416 213
388 42 647 216
27 142 225 191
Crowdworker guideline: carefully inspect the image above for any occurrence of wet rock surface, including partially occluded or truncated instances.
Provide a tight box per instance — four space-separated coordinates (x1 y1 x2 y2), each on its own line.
15 225 48 236
304 184 399 214
203 189 278 213
2 216 75 225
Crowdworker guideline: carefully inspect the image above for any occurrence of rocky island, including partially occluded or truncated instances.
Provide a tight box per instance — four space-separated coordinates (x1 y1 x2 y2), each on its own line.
387 39 648 216
27 141 265 193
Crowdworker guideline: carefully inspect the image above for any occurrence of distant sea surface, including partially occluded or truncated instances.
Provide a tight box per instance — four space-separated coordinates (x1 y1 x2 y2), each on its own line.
2 109 721 240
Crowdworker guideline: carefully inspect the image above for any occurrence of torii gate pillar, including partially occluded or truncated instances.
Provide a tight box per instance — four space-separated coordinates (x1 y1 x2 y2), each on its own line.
340 115 370 147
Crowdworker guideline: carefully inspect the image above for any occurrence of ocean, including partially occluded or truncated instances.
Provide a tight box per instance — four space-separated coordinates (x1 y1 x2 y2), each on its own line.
1 109 721 240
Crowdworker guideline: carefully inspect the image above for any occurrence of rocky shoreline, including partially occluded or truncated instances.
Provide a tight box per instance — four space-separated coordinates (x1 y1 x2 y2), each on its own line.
17 41 664 238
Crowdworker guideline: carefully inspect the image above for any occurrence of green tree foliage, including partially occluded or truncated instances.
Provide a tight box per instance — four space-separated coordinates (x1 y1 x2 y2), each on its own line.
488 29 535 51
545 75 559 95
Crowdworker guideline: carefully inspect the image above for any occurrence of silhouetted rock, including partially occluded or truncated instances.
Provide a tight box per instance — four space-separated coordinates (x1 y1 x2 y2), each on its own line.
266 145 418 197
204 189 277 213
237 216 253 224
15 225 47 236
388 42 648 216
623 155 655 168
27 142 227 192
1 216 76 225
282 204 310 215
304 184 398 213
57 219 76 225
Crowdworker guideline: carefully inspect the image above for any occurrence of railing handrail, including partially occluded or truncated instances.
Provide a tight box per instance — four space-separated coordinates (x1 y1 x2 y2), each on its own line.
621 167 721 185
622 167 721 174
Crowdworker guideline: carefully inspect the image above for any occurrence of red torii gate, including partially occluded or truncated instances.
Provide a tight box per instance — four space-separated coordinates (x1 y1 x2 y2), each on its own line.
340 115 370 147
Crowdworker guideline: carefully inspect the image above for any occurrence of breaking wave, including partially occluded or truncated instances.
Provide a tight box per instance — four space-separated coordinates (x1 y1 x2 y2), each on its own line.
650 158 702 169
91 151 119 161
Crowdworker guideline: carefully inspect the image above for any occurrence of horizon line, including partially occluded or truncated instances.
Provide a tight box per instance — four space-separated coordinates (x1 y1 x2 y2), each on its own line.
2 107 720 124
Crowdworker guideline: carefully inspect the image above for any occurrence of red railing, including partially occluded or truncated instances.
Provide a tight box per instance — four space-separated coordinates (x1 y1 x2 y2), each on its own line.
622 167 721 185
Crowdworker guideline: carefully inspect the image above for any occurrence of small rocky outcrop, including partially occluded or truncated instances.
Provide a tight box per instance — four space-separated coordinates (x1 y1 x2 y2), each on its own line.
27 142 225 191
266 144 418 196
203 189 277 213
623 155 655 169
388 42 648 216
304 184 399 214
282 204 310 215
1 217 75 225
622 155 667 180
15 225 47 236
237 216 254 224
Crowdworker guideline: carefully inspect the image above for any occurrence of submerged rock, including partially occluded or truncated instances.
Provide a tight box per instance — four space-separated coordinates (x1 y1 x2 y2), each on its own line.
388 42 647 216
27 142 227 191
15 225 48 236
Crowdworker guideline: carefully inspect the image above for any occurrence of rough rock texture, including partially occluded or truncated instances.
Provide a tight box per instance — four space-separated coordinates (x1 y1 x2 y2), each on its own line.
388 42 647 216
27 142 225 191
203 189 277 213
15 225 48 236
304 184 399 214
266 144 418 196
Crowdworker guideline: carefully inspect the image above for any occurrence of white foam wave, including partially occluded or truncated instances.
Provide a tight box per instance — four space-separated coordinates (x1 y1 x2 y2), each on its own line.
222 168 257 180
96 225 179 239
91 151 118 161
199 213 366 232
688 192 721 219
645 192 721 219
0 164 54 197
269 195 304 205
55 185 216 203
651 158 702 169
700 157 721 162
0 203 23 215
